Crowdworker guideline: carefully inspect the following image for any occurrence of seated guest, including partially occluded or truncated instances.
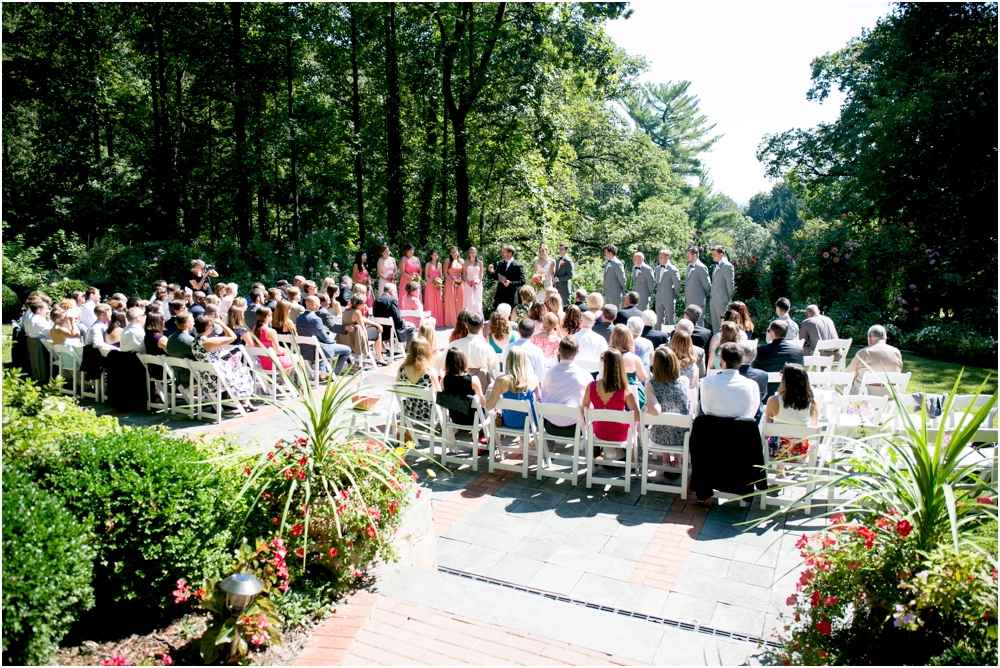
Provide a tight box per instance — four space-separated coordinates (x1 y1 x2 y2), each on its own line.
265 288 281 311
572 311 608 364
86 304 118 353
398 337 440 424
673 319 706 379
752 319 805 398
227 297 253 346
164 299 187 336
214 283 231 320
700 343 760 420
487 310 516 354
144 311 168 354
845 325 903 395
190 291 207 319
49 306 81 345
737 340 768 413
23 298 54 382
587 292 604 319
296 295 353 374
593 304 617 341
449 309 470 344
530 312 561 359
120 307 147 353
528 302 546 335
440 348 487 428
316 293 340 332
400 281 425 328
165 312 197 383
105 310 127 347
773 297 799 340
374 283 415 349
495 303 512 320
573 289 590 312
544 293 564 321
708 320 743 370
727 300 755 337
628 316 653 366
338 294 384 365
503 318 547 383
126 295 142 310
682 305 712 350
337 276 354 308
798 304 838 356
202 303 225 337
562 304 582 338
303 280 317 299
609 324 648 408
251 307 295 371
641 310 669 349
540 337 592 442
80 287 101 328
292 275 306 297
325 287 344 317
245 289 265 330
485 347 540 428
286 287 305 319
451 311 500 376
272 300 296 335
763 363 819 476
515 285 536 322
644 347 691 466
191 315 256 412
614 291 643 325
581 348 639 463
275 279 290 299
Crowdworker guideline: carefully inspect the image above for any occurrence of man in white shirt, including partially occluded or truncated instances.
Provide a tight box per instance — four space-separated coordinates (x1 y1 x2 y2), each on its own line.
120 307 147 353
450 311 500 376
572 310 608 364
85 304 118 354
80 286 101 328
541 337 592 439
503 318 547 383
700 343 760 420
24 298 54 382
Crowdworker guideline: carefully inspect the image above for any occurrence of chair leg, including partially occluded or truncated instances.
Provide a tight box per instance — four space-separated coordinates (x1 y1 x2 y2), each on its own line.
488 430 497 474
623 439 632 493
641 442 649 495
585 436 593 489
536 435 544 481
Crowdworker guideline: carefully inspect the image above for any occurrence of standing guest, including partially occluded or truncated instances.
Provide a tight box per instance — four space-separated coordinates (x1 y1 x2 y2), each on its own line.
252 307 295 371
285 287 305 319
682 304 713 350
562 304 583 338
450 311 500 376
763 364 819 476
24 299 53 382
709 245 735 335
245 289 265 331
602 244 627 307
515 285 536 322
552 243 574 305
532 243 556 290
581 348 640 463
727 300 755 337
641 310 670 349
615 291 643 325
737 341 768 413
488 244 525 312
540 336 592 440
337 276 354 308
105 310 127 347
191 315 256 412
587 292 604 318
609 324 649 408
573 288 589 312
400 281 425 328
352 252 374 308
440 348 487 428
631 252 656 311
399 244 422 297
593 304 617 342
668 328 701 390
376 245 398 297
531 313 562 359
700 343 759 419
297 295 354 374
449 309 470 344
572 311 609 364
799 304 839 356
487 310 516 354
707 320 743 370
443 246 465 327
190 291 207 319
374 283 415 350
188 259 218 293
424 249 445 325
227 297 253 346
684 248 711 327
773 297 799 341
120 307 147 353
503 318 548 383
272 300 297 335
654 250 683 326
144 312 168 354
845 325 903 395
462 246 484 318
644 347 691 466
80 287 101 328
628 316 654 366
484 347 540 428
397 337 440 424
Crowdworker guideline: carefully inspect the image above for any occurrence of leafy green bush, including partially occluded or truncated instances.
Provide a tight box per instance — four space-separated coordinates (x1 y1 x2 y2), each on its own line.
31 278 90 303
2 466 96 665
44 429 249 607
2 284 21 321
912 324 998 365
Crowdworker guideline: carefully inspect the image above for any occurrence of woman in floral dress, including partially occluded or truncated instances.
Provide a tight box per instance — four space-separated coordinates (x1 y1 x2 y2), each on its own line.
191 315 256 411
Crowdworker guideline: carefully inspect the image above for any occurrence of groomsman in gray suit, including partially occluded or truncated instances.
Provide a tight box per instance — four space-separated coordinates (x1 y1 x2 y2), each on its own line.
709 244 735 334
684 247 711 327
630 252 655 311
602 244 627 307
654 249 682 326
552 243 574 305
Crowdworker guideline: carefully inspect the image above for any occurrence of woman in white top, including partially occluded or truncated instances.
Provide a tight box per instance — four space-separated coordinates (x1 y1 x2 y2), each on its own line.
532 244 555 290
764 363 820 477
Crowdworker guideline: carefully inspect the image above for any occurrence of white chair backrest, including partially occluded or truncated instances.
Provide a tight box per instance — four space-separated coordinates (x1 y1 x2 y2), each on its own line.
767 371 782 384
660 324 676 335
947 395 997 429
761 422 822 440
274 333 295 349
815 338 852 369
399 309 423 322
803 355 833 372
373 316 394 327
787 338 805 349
244 346 272 367
810 371 853 392
831 394 890 425
640 411 693 430
586 407 636 426
860 371 911 395
495 397 533 415
576 359 601 374
535 402 582 424
706 368 722 377
164 357 190 369
543 356 558 369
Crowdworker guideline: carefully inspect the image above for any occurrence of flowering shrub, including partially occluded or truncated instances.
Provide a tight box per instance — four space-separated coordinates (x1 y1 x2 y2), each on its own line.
764 243 794 304
731 255 763 301
912 324 998 365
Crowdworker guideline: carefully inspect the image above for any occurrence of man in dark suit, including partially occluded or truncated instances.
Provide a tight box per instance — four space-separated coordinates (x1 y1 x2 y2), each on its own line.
572 289 590 313
641 311 670 349
245 289 265 331
165 312 196 383
296 296 353 373
373 284 414 348
752 319 805 397
682 304 713 350
337 277 353 308
189 291 207 319
488 244 525 311
593 304 617 342
614 291 643 325
552 243 574 306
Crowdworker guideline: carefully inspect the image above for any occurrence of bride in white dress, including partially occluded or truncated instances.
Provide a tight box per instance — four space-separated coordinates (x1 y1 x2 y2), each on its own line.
462 246 484 317
532 244 556 290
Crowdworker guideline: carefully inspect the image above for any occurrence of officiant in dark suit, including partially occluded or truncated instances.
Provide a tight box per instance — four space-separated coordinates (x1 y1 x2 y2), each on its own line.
489 244 525 311
552 243 574 305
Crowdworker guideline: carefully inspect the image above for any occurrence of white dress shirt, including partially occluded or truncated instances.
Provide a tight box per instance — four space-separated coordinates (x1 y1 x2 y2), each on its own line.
541 360 592 426
503 337 547 384
700 369 760 420
24 312 53 339
120 323 146 353
572 327 608 363
451 333 500 375
85 321 118 353
80 300 98 328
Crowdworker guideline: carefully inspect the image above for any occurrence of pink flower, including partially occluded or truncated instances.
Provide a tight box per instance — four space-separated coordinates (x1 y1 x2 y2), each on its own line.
786 594 797 606
857 526 876 549
329 547 338 558
823 596 838 607
257 614 270 629
366 525 377 538
161 654 173 666
279 581 289 592
251 631 269 646
296 547 304 559
100 653 132 666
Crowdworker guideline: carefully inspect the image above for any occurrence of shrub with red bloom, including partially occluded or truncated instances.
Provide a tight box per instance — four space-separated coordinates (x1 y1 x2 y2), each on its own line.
896 520 913 538
816 619 831 636
291 523 303 536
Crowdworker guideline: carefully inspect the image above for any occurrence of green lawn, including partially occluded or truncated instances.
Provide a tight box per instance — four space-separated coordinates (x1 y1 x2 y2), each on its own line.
2 324 12 367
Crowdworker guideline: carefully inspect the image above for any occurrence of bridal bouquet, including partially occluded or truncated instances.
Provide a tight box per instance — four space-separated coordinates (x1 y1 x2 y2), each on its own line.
532 274 544 287
469 277 480 289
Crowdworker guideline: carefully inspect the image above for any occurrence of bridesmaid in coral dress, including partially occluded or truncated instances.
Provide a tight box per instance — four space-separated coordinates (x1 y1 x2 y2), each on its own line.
424 249 444 326
352 251 375 309
398 243 422 296
442 246 464 328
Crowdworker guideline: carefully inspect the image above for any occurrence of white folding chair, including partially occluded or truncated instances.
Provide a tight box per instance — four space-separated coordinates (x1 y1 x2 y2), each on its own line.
488 398 535 479
163 357 196 417
815 338 852 371
585 408 636 492
860 371 911 397
188 360 248 423
759 422 825 514
373 317 404 362
659 324 676 335
787 338 805 349
41 338 59 384
706 368 722 377
400 309 431 329
348 374 398 438
639 412 693 498
576 359 601 375
766 371 782 386
440 397 489 471
295 335 333 388
828 394 891 433
394 384 440 458
243 347 286 401
809 371 853 395
137 354 170 413
949 395 998 430
80 362 105 404
802 355 833 373
52 344 82 396
535 403 585 483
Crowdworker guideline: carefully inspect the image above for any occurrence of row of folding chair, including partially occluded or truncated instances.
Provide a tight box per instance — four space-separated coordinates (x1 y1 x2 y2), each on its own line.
136 354 248 423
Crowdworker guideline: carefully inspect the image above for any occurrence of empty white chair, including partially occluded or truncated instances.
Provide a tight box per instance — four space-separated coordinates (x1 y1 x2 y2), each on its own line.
828 394 891 433
188 360 247 423
576 359 601 375
51 344 83 396
137 354 170 413
440 397 489 471
488 398 535 479
760 422 825 514
949 395 998 430
802 355 833 373
347 375 398 438
860 371 911 397
809 371 853 394
535 403 586 483
766 371 782 386
585 408 637 492
814 338 852 371
639 412 693 498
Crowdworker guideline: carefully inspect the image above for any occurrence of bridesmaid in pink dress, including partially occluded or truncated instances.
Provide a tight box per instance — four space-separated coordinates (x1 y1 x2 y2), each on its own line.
399 244 422 296
352 251 375 309
424 249 444 325
442 246 464 328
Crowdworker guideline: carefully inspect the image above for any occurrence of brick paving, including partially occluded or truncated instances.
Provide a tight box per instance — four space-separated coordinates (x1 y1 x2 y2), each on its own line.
629 499 710 591
293 591 644 666
433 470 518 536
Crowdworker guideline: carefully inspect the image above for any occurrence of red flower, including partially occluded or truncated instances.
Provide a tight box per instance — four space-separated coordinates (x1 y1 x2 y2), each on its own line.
299 456 308 466
366 526 377 538
161 654 173 666
833 257 839 263
823 252 830 259
847 562 860 570
857 526 876 549
340 489 350 499
329 547 338 558
896 520 913 538
810 591 821 606
876 518 890 530
412 471 419 482
786 594 797 606
795 534 810 549
907 221 914 227
284 469 294 479
818 650 828 659
296 547 304 559
297 468 306 481
816 619 832 636
978 496 994 505
291 523 304 536
195 588 205 597
823 596 838 607
272 516 280 525
244 466 252 476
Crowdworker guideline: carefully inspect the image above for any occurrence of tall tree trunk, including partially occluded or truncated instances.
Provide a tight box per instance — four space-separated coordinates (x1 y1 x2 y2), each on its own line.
286 3 299 237
208 99 215 250
104 111 114 160
439 93 448 233
230 2 250 246
417 94 437 242
452 112 470 249
274 155 281 244
384 2 404 244
155 8 174 228
349 4 365 247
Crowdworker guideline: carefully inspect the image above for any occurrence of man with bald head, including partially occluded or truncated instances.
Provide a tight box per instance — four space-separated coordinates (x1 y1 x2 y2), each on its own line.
798 304 838 356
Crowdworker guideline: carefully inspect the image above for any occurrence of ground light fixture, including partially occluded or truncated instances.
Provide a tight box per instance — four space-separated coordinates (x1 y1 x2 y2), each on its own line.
219 572 265 658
